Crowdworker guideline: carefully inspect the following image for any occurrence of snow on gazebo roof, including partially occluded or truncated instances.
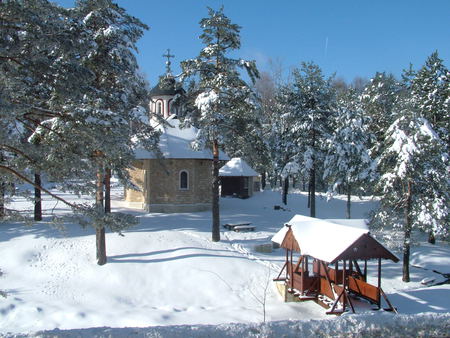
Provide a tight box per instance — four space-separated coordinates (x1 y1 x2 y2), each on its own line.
272 215 398 264
134 115 229 160
219 158 258 177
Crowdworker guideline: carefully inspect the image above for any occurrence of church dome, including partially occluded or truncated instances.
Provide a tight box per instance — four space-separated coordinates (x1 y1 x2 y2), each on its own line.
149 75 184 97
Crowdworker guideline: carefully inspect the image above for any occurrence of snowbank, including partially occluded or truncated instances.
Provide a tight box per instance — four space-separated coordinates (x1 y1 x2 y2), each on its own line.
2 313 449 337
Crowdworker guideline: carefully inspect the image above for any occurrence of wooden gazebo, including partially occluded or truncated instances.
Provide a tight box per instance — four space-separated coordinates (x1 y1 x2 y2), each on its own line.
272 215 399 315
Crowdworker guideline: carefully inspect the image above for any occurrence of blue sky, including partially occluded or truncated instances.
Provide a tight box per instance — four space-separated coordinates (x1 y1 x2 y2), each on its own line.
55 0 449 87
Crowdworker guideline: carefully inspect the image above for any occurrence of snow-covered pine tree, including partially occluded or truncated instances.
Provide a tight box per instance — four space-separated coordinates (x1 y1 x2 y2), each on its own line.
290 62 336 217
0 0 93 219
375 110 449 282
60 0 158 264
1 0 158 264
408 51 450 243
263 84 300 203
180 7 258 242
361 72 402 157
323 87 376 218
410 51 449 145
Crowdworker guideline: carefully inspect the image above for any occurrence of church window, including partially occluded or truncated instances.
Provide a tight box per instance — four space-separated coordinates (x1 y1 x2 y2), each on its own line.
157 101 163 114
179 170 189 190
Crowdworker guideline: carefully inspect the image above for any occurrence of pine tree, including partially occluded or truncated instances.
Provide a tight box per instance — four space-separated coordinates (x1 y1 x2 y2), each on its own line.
1 0 158 264
64 0 157 264
180 7 258 242
1 0 92 218
408 51 450 243
361 72 401 157
323 87 376 218
376 112 449 282
290 62 336 217
410 51 449 144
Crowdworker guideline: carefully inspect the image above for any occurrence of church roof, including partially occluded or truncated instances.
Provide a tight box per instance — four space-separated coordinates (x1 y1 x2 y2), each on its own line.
149 75 184 97
219 158 259 177
134 115 229 160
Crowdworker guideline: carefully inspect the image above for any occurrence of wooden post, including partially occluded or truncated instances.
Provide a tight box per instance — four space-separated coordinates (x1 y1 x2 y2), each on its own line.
290 250 295 290
342 260 346 312
285 249 289 280
364 260 367 282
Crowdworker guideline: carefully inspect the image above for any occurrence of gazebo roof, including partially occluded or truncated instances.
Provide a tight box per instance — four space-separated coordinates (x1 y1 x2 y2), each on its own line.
272 215 398 264
219 158 258 177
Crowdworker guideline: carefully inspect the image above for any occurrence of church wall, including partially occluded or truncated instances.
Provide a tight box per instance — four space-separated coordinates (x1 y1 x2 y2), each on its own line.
145 158 212 213
124 160 146 204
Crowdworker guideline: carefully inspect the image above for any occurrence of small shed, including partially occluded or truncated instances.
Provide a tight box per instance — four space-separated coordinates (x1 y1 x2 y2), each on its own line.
219 158 259 199
272 215 399 315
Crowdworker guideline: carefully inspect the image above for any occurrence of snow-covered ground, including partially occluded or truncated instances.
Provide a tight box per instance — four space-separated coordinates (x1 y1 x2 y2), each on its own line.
1 186 449 337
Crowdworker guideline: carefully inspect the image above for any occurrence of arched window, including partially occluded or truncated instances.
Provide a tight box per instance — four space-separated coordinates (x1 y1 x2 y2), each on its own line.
157 101 163 114
179 170 189 190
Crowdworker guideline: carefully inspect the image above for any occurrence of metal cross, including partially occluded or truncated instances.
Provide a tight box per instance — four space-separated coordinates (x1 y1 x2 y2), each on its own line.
162 48 175 74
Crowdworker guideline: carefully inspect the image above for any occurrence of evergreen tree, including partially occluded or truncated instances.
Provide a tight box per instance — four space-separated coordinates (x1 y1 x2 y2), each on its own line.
1 0 158 264
361 72 402 156
180 7 258 242
1 0 92 218
64 0 157 264
323 87 376 218
410 51 449 145
290 62 336 217
375 111 449 282
408 51 450 243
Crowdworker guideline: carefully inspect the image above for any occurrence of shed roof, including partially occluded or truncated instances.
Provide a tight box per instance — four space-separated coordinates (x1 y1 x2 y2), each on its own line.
134 116 229 160
272 215 398 263
219 158 258 177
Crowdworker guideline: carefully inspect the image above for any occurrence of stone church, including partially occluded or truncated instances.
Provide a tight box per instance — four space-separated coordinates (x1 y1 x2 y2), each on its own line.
124 53 228 213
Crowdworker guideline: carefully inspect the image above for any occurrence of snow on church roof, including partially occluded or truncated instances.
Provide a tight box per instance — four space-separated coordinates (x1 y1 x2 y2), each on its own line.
272 215 398 263
219 158 258 177
134 116 229 160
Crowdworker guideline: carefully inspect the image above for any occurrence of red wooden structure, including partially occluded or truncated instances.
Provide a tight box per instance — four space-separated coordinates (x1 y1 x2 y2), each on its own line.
273 215 399 315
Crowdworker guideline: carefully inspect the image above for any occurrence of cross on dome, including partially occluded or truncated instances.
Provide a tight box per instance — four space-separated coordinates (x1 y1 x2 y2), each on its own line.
162 48 175 75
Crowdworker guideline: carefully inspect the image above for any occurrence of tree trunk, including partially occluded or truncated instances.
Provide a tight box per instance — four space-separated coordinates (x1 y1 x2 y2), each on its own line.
310 166 316 218
104 167 111 213
0 181 4 219
346 183 351 219
211 139 220 242
402 180 412 282
34 172 42 221
428 230 436 244
282 176 289 205
0 151 5 218
96 164 107 265
261 172 266 190
307 181 311 209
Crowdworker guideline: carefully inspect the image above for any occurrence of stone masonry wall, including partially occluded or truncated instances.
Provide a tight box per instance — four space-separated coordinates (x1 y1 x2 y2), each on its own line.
148 158 212 205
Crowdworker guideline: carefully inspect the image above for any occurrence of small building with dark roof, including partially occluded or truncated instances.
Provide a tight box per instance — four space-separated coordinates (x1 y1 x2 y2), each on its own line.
219 158 259 199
